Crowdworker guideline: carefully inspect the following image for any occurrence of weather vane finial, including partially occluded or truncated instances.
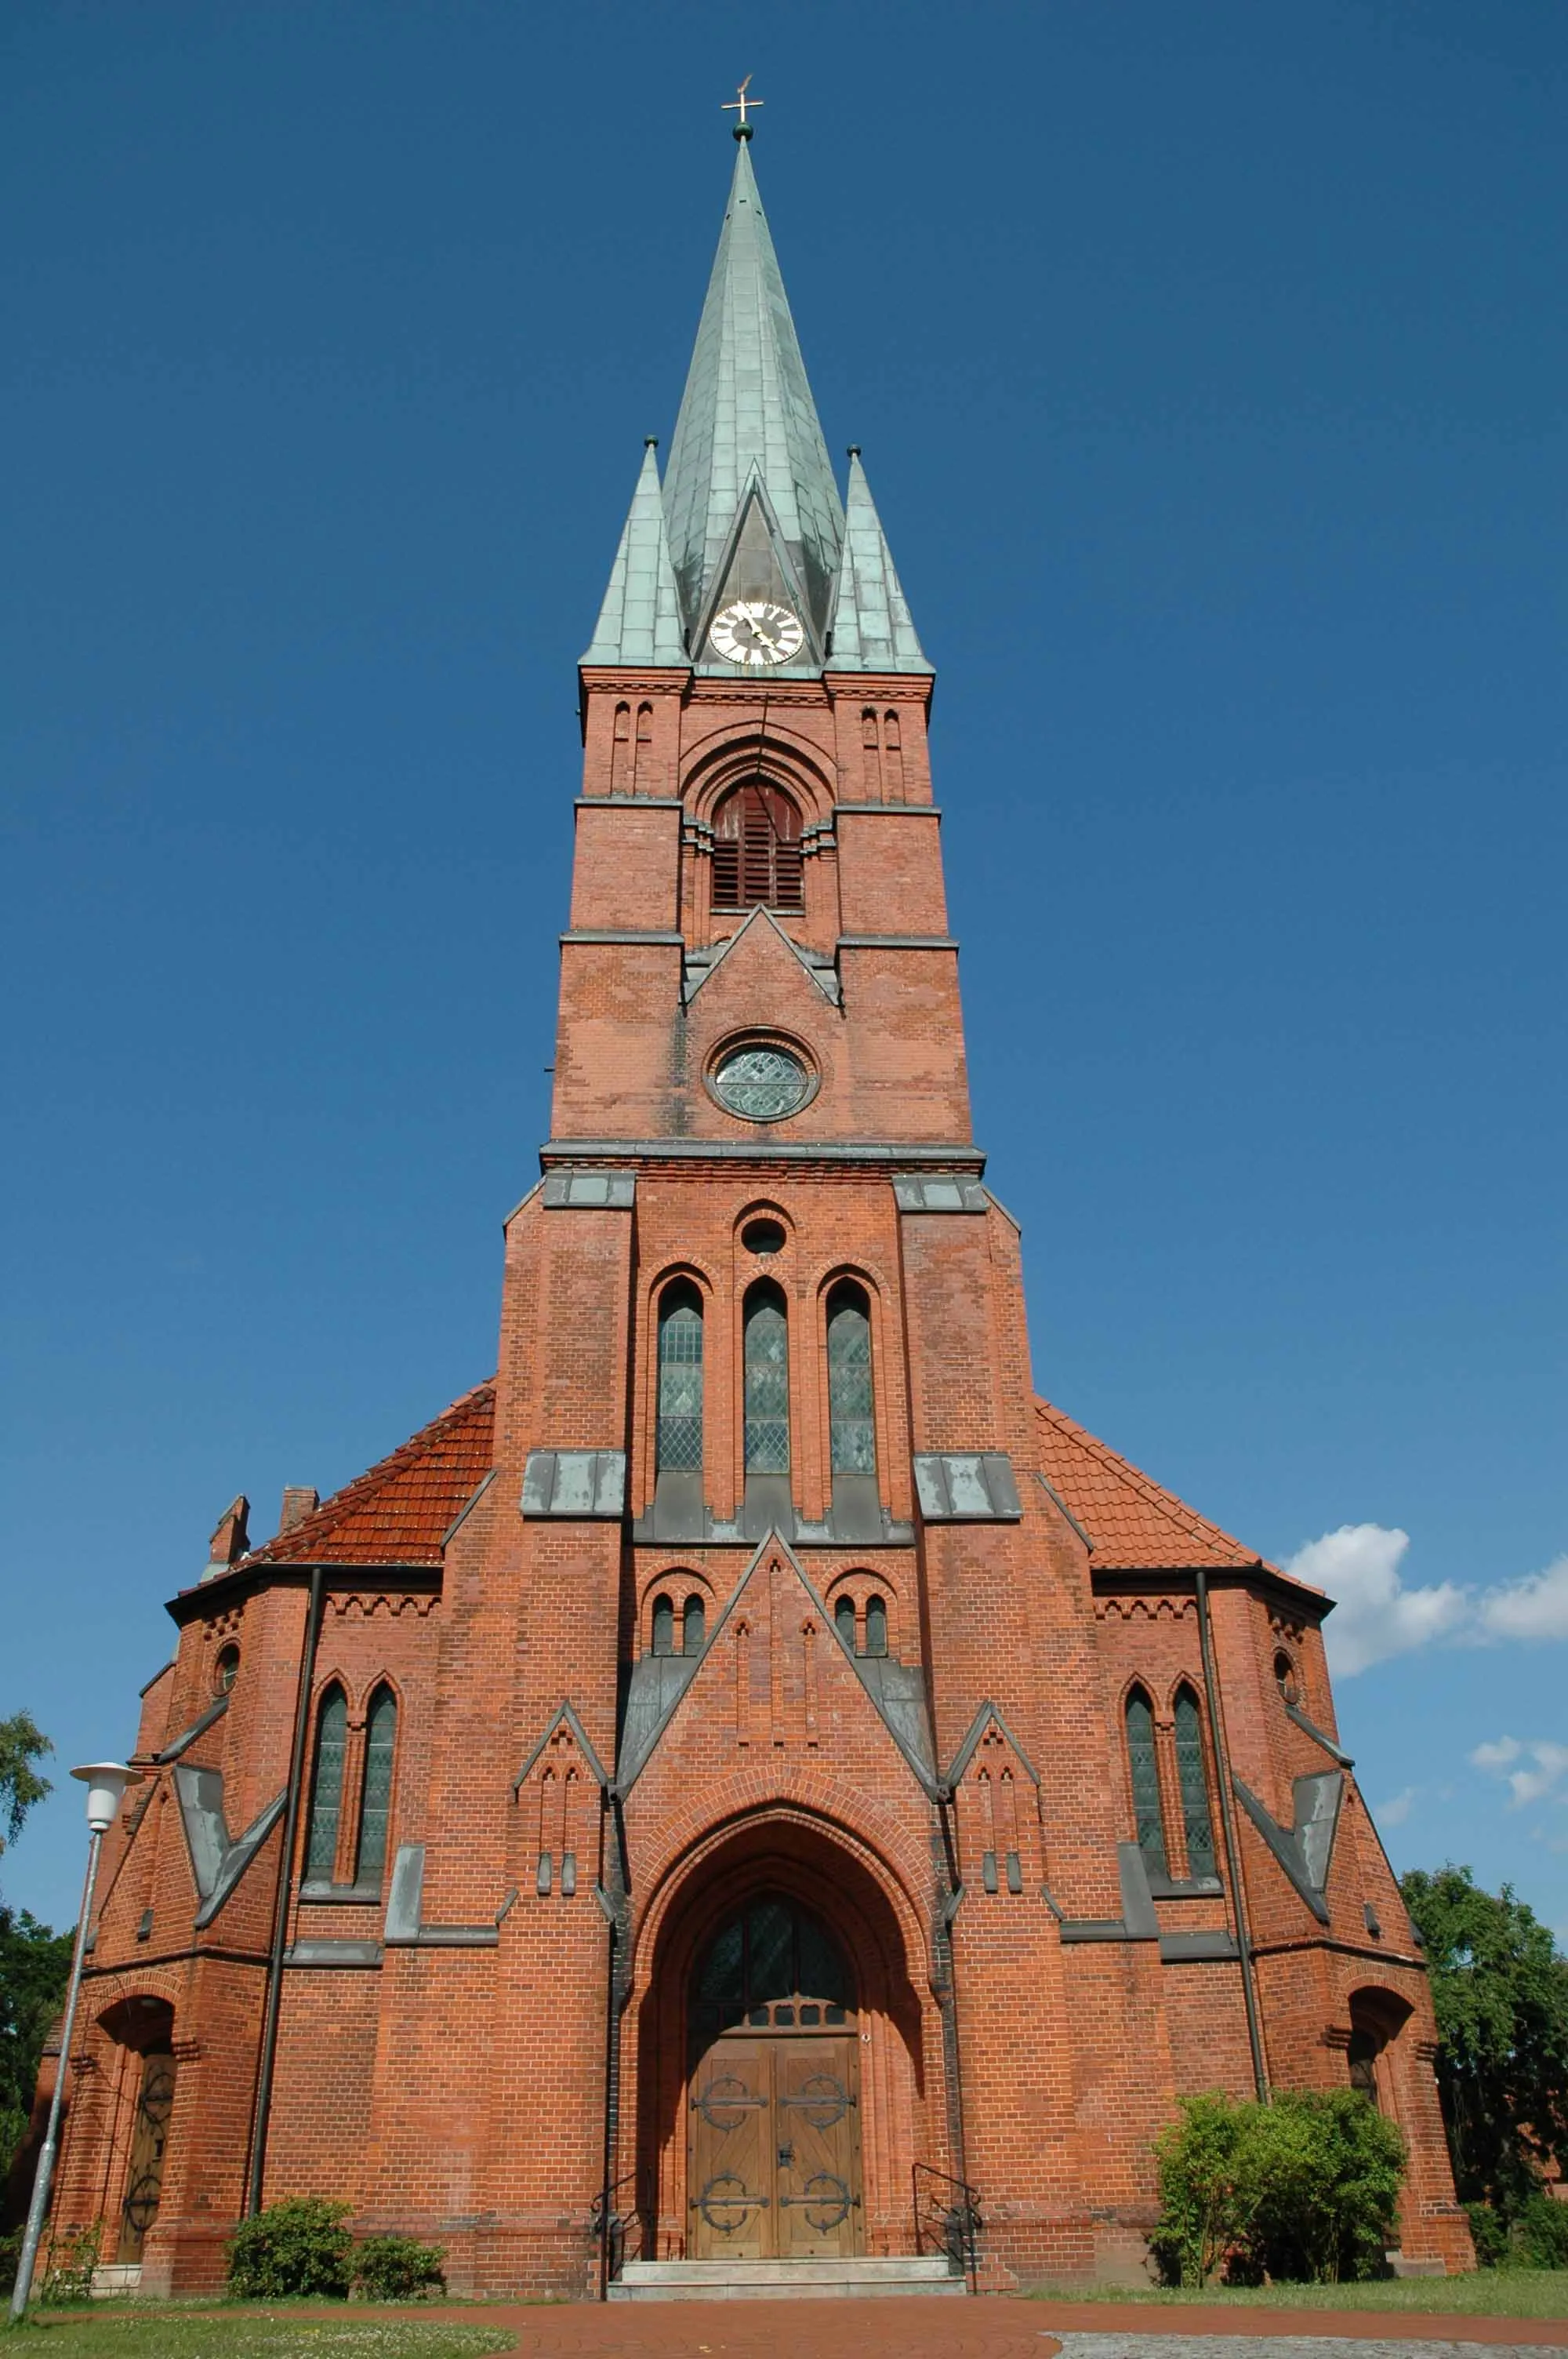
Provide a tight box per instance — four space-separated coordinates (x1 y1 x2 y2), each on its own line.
721 75 763 140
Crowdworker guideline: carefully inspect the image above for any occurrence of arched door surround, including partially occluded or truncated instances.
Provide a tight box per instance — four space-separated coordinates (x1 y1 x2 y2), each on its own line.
625 1809 939 2264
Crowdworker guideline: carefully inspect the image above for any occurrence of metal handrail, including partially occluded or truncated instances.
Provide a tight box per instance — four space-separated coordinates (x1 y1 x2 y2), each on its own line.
590 2168 644 2294
912 2159 982 2293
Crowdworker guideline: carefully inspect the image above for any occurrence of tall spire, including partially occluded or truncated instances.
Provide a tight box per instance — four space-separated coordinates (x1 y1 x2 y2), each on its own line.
581 440 688 667
661 139 844 652
828 452 932 675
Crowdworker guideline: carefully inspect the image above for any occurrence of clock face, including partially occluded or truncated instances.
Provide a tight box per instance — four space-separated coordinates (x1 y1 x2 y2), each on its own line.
709 599 805 668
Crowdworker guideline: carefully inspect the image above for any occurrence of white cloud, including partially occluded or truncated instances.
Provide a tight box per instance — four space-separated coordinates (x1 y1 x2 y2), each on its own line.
1374 1787 1417 1827
1472 1737 1568 1808
1287 1529 1568 1675
1476 1554 1568 1642
1290 1525 1468 1677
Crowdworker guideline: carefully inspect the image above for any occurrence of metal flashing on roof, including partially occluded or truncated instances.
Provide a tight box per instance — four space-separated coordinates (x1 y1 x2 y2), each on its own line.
581 441 689 668
892 1174 988 1213
521 1449 626 1519
543 1169 637 1210
913 1452 1022 1521
827 453 931 675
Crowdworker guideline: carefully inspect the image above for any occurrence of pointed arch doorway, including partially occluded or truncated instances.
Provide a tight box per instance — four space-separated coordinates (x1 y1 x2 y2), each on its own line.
687 1895 862 2259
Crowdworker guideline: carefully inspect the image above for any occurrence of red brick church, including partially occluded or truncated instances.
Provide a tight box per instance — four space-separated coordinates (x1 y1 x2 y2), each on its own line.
51 126 1470 2299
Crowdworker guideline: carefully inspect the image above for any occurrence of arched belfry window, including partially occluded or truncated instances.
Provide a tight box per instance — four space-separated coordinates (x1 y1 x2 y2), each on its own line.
1124 1687 1167 1875
656 1281 703 1472
355 1685 397 1885
826 1285 875 1475
863 1594 888 1658
683 1594 706 1654
834 1595 856 1649
305 1685 347 1882
712 782 804 912
652 1594 676 1656
1172 1685 1216 1879
744 1284 790 1472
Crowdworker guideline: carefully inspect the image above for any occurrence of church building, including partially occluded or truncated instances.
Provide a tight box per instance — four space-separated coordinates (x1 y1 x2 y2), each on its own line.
50 125 1471 2299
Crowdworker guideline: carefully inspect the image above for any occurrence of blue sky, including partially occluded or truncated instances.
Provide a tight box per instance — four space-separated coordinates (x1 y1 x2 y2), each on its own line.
2 2 1564 1938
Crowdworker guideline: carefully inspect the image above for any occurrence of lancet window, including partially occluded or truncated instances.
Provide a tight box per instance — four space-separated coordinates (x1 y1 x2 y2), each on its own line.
743 1283 790 1472
712 782 804 912
656 1281 704 1472
826 1284 875 1474
355 1685 397 1884
1172 1685 1216 1878
1124 1686 1168 1875
305 1685 347 1881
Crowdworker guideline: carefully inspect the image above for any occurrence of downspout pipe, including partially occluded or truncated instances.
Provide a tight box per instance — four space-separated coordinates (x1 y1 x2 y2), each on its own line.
246 1562 326 2213
1195 1567 1269 2102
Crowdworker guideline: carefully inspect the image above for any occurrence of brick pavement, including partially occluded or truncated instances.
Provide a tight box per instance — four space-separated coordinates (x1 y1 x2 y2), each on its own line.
420 2300 1568 2359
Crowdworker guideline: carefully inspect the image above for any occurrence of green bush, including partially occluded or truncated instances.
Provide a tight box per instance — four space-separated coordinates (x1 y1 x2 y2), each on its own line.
1465 2200 1510 2267
1152 2088 1406 2286
353 2232 447 2299
225 2195 353 2299
38 2218 101 2304
1512 2191 1568 2270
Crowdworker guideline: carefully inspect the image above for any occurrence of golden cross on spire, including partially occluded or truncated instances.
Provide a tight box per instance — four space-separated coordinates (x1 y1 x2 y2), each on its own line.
721 75 763 136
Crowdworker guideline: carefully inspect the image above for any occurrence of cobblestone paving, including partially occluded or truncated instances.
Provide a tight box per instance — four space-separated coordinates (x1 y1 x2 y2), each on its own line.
1053 2339 1566 2359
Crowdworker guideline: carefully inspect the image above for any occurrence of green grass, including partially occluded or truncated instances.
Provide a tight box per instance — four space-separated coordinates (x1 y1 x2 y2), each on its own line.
2 2314 514 2357
1027 2268 1568 2318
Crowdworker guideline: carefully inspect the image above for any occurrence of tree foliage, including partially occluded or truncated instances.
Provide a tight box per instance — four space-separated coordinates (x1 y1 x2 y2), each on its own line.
0 1714 53 1857
1401 1863 1568 2215
1151 2087 1406 2287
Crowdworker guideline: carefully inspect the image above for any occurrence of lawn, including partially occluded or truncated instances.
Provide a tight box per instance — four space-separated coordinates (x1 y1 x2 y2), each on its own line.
2 2314 514 2358
1028 2268 1568 2318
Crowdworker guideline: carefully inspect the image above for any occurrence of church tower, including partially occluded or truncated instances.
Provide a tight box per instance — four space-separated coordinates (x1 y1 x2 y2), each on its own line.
46 123 1471 2301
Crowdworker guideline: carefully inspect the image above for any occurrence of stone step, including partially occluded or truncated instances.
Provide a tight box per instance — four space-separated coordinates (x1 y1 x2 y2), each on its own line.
609 2254 966 2300
89 2266 143 2299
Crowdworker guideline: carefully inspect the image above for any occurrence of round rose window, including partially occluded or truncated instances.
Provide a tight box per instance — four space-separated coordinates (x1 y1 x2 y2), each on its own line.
712 1045 812 1121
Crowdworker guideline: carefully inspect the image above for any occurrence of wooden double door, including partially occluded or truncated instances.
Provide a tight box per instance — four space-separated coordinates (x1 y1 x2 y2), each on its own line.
688 2034 860 2259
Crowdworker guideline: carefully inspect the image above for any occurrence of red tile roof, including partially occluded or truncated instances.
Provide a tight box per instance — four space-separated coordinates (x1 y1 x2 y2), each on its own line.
233 1374 1298 1587
1033 1395 1281 1576
245 1383 495 1568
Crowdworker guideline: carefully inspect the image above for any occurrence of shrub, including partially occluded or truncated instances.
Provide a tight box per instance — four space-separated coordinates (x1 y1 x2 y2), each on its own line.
1466 2200 1510 2267
1152 2088 1406 2286
38 2218 101 2305
1512 2191 1568 2270
226 2196 353 2299
353 2232 446 2300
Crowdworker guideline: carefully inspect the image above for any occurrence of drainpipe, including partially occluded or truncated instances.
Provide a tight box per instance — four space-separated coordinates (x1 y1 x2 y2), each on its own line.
597 1790 629 2300
934 1792 971 2187
246 1563 326 2213
1194 1568 1269 2102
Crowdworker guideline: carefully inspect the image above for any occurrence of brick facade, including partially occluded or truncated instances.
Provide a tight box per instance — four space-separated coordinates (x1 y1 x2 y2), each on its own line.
42 136 1471 2299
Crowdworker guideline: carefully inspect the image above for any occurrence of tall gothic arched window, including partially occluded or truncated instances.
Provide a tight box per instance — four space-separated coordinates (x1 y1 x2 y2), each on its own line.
305 1685 347 1882
826 1284 875 1474
1124 1687 1167 1875
656 1281 704 1472
1172 1685 1216 1879
355 1685 397 1885
712 782 804 912
743 1283 790 1471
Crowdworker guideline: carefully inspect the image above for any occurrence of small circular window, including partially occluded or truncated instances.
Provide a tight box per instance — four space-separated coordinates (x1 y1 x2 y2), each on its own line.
742 1216 787 1256
711 1044 813 1122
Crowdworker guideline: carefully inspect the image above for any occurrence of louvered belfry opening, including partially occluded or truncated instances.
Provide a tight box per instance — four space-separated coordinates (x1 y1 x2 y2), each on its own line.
712 781 804 912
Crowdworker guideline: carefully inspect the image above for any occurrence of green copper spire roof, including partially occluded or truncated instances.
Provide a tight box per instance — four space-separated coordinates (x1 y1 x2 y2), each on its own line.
828 453 932 675
581 441 688 667
661 139 844 648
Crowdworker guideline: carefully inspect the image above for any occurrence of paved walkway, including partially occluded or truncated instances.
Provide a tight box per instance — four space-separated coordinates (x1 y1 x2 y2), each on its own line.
444 2301 1568 2359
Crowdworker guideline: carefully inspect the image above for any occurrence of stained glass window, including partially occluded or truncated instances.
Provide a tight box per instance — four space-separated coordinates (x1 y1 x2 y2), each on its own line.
657 1283 703 1471
864 1594 887 1658
1173 1685 1216 1879
305 1686 347 1882
356 1685 397 1885
691 1897 854 2038
713 1045 811 1121
683 1594 706 1655
744 1286 790 1471
826 1285 875 1473
1125 1688 1167 1874
834 1595 857 1649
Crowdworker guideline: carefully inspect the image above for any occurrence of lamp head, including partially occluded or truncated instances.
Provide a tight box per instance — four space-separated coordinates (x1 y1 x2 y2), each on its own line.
71 1762 143 1835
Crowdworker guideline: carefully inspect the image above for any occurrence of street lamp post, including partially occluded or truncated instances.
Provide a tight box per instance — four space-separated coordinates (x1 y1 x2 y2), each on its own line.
8 1762 141 2323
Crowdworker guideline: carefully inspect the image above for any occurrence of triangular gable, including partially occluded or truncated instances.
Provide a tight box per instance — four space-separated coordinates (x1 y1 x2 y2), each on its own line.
513 1699 611 1794
943 1700 1042 1793
616 1529 936 1799
691 470 823 673
684 904 839 1009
